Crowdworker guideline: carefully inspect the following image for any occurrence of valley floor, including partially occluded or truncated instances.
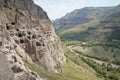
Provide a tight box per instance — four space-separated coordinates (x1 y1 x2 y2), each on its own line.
65 42 120 80
67 45 120 68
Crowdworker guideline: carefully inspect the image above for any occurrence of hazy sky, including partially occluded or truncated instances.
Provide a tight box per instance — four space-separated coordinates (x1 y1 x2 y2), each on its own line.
33 0 120 20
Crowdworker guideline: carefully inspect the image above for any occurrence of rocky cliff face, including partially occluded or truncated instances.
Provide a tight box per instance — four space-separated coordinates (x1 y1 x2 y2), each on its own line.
0 0 66 80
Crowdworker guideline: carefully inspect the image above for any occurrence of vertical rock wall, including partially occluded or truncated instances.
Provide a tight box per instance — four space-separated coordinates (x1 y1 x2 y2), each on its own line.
0 0 66 80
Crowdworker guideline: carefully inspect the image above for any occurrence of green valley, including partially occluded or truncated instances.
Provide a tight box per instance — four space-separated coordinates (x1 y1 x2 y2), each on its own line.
53 4 120 80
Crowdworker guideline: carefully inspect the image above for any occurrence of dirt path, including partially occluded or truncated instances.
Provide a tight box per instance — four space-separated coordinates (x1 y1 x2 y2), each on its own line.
0 51 14 80
67 45 120 68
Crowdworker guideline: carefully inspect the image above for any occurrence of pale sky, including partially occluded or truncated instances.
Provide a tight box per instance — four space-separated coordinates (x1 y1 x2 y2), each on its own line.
33 0 120 20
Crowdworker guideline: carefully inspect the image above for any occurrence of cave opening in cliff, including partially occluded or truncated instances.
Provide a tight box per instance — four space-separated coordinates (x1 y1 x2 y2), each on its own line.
16 29 19 31
27 36 31 39
36 42 41 46
6 24 10 30
18 33 22 37
11 22 15 25
0 41 2 46
20 39 24 43
32 35 36 39
28 31 32 35
42 44 45 46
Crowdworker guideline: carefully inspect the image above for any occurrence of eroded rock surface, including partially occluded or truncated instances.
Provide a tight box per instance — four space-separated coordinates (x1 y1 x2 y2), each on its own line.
0 0 66 80
0 52 14 80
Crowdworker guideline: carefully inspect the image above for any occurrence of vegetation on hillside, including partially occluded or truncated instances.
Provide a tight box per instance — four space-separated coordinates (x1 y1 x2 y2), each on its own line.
24 48 103 80
81 57 120 80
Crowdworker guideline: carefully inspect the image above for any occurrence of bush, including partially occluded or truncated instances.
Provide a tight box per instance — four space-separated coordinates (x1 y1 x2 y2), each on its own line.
107 75 119 80
81 57 120 80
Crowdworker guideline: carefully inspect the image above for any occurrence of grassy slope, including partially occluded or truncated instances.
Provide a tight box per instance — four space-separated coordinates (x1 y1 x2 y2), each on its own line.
24 49 103 80
64 40 120 63
59 19 100 35
58 19 100 41
72 45 120 62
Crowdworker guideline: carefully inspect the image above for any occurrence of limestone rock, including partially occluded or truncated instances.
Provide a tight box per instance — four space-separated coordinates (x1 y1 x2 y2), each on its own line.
0 52 14 80
0 0 66 80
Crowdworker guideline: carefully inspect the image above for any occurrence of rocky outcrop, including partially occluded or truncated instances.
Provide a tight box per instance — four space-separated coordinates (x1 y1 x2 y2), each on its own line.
0 0 66 80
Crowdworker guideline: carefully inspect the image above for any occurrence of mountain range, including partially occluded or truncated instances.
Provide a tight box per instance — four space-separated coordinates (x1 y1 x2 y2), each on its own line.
53 7 114 33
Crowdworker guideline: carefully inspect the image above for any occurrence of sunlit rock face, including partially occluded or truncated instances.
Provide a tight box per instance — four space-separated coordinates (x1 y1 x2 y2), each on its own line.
0 0 66 80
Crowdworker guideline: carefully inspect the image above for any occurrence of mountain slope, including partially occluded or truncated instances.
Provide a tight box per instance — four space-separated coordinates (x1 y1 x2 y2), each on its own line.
55 5 120 42
58 4 120 63
53 7 114 33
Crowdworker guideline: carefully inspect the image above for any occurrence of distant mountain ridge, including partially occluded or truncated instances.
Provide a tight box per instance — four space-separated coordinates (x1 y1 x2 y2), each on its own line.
53 4 120 45
53 7 114 33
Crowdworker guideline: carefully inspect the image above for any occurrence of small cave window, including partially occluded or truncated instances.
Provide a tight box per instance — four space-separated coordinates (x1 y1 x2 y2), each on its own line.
18 33 22 37
16 29 19 31
28 32 32 35
3 5 7 8
42 44 45 46
27 36 31 39
6 24 10 30
12 56 17 62
20 39 24 43
32 35 36 39
36 42 41 46
11 22 15 25
0 41 2 46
